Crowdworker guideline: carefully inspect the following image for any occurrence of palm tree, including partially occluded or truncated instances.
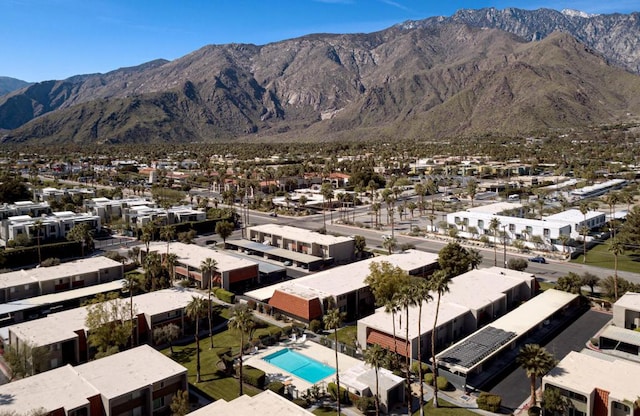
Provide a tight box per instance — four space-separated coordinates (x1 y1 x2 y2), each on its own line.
324 308 345 415
489 217 501 267
394 281 418 414
609 238 624 301
605 192 619 238
363 343 385 416
579 202 590 264
228 304 255 396
33 219 43 265
516 344 557 406
143 251 163 291
382 237 397 255
428 269 451 409
558 233 570 256
321 183 333 231
413 279 432 416
185 296 207 383
467 248 483 269
165 253 178 286
160 225 176 259
200 258 218 348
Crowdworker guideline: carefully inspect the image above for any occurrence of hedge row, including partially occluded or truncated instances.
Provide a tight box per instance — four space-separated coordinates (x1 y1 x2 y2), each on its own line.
266 381 285 395
424 374 449 390
411 361 431 376
242 365 265 389
214 288 235 304
476 392 502 412
3 240 83 268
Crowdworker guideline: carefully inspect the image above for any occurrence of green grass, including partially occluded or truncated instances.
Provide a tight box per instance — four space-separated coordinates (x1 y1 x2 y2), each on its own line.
312 406 347 416
538 280 556 291
412 398 478 415
335 325 358 346
570 239 640 273
161 315 280 402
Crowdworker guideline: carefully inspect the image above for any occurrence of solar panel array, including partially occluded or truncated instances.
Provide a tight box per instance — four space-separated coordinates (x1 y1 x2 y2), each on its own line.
439 326 517 369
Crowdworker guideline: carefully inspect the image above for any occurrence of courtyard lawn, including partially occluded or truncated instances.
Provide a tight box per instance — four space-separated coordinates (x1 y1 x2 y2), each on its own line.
162 313 282 402
412 398 478 415
335 325 358 346
571 240 640 274
312 406 347 416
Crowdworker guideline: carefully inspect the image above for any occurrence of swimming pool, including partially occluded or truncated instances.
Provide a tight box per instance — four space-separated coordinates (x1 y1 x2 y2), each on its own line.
263 348 335 383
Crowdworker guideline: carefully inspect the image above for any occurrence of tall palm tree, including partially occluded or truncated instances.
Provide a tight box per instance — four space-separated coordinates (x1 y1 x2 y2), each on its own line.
394 281 418 414
200 258 218 348
324 308 345 415
165 253 178 286
33 219 43 265
516 344 557 406
229 304 255 396
413 279 432 416
428 270 451 409
605 192 619 238
609 238 624 301
579 202 590 264
467 248 483 270
143 251 163 291
185 296 207 383
160 225 176 259
363 343 385 416
489 218 501 267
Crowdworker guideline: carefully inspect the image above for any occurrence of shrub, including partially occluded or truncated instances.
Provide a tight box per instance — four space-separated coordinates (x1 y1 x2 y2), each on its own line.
241 366 265 389
411 361 431 376
528 406 541 416
476 392 502 412
436 376 450 390
269 327 282 340
309 319 323 333
215 288 235 304
40 257 61 267
266 381 285 395
424 373 434 385
281 325 293 337
247 300 256 310
273 312 283 321
357 396 376 413
328 382 348 403
292 398 308 408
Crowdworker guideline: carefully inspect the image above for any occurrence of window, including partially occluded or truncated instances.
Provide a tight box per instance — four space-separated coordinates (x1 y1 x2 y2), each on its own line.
526 226 533 235
543 228 550 238
509 224 515 232
478 220 484 229
24 284 30 290
613 402 630 412
153 396 165 410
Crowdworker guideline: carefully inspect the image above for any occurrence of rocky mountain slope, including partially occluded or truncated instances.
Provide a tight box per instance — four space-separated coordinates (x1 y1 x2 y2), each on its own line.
2 8 640 144
0 77 31 96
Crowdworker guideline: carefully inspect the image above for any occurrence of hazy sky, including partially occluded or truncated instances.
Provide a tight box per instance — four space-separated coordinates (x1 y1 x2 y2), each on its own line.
2 0 638 82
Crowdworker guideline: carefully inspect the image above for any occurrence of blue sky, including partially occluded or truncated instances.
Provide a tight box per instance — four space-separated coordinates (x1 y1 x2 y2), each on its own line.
1 0 638 82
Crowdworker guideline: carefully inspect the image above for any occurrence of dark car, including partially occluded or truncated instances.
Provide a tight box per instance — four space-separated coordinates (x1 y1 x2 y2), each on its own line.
269 212 278 217
528 256 547 264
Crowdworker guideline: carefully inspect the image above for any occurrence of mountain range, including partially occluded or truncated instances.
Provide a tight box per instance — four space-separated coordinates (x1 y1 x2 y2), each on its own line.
2 7 640 145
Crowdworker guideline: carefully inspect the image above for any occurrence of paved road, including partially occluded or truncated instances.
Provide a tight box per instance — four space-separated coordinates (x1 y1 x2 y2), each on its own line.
490 309 613 411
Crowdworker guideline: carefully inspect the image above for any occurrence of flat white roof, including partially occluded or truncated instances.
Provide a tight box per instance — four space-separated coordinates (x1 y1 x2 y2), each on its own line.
245 250 439 301
466 202 522 215
0 256 122 289
77 344 187 400
8 287 206 347
614 291 640 312
545 209 603 222
150 242 258 273
248 224 353 246
190 390 314 416
489 289 578 335
359 267 534 340
341 362 404 394
545 351 640 401
0 365 98 413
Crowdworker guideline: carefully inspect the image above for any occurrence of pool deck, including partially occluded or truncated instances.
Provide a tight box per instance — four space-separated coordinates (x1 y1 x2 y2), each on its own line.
244 339 363 393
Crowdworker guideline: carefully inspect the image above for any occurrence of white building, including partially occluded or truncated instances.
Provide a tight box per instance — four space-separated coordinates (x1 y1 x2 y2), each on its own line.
543 350 640 416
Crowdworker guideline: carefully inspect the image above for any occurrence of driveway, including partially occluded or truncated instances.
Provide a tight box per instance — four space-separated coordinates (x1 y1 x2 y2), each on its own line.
490 309 612 412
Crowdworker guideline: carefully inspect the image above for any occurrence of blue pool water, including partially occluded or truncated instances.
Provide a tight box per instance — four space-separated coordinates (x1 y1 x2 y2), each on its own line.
263 348 335 383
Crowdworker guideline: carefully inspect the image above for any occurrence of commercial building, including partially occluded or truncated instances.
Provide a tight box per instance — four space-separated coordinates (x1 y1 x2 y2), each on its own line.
0 344 187 416
357 267 536 361
245 250 439 322
446 202 605 247
542 350 640 416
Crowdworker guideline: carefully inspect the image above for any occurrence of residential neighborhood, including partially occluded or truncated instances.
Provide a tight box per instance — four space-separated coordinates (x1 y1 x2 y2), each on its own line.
0 146 638 416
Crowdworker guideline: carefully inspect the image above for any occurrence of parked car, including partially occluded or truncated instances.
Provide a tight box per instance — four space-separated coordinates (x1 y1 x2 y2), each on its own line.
528 256 547 264
269 212 278 217
283 260 293 266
